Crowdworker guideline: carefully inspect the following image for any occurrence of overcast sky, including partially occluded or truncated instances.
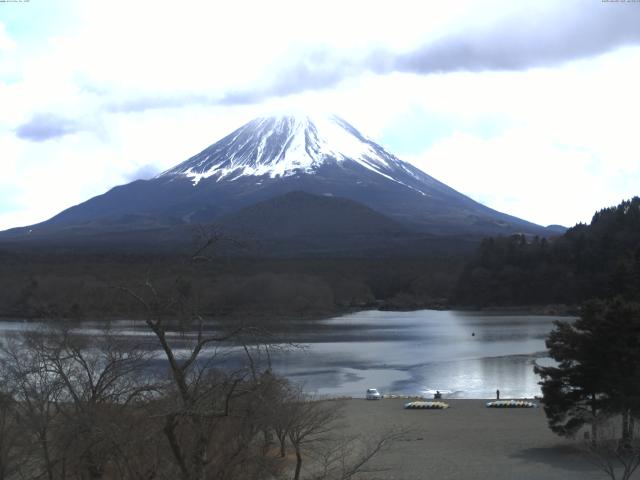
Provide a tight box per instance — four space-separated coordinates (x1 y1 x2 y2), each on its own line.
1 0 639 230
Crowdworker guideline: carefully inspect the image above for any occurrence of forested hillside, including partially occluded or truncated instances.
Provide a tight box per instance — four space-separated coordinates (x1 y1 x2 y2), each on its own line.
456 197 640 306
0 253 462 321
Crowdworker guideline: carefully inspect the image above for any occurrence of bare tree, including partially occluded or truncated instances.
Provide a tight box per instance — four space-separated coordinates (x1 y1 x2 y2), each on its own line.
307 430 406 480
43 326 158 479
275 386 406 480
256 372 295 458
583 416 640 480
0 383 21 480
1 331 66 480
285 391 345 480
1 324 160 480
120 262 283 480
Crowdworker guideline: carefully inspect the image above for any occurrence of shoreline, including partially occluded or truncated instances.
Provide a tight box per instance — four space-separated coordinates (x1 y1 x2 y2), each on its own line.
322 394 542 401
0 303 579 323
337 398 601 480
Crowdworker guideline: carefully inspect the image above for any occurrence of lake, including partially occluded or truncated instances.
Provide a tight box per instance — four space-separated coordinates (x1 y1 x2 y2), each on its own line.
0 310 568 399
267 309 565 399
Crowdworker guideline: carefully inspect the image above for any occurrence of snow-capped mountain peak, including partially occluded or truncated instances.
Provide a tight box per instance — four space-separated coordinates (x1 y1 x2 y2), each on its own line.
9 113 551 242
160 113 416 187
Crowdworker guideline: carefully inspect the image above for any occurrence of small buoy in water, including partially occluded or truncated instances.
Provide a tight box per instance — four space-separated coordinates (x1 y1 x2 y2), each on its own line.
471 332 475 336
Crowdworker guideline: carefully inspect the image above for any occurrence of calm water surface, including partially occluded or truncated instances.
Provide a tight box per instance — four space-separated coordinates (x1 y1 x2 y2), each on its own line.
269 310 566 399
0 310 569 399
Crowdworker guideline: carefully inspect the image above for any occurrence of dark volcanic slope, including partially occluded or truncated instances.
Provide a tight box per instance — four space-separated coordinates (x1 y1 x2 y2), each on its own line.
214 191 469 257
217 191 407 238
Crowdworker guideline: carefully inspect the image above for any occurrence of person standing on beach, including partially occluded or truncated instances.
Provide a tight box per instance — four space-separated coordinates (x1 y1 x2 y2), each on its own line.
496 389 500 399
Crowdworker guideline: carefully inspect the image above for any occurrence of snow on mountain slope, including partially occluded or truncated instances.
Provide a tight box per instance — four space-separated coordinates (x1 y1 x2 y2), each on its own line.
160 114 428 194
2 112 552 242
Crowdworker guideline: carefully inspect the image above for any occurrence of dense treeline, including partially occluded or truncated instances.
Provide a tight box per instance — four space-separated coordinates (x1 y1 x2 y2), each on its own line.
0 252 463 321
456 197 640 307
4 197 639 319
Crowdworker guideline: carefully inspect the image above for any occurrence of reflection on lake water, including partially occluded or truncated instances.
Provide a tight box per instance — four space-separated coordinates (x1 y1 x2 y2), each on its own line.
269 310 568 399
0 310 570 399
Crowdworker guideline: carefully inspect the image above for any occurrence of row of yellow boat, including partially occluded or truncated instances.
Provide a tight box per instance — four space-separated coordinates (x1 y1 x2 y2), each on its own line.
402 400 538 409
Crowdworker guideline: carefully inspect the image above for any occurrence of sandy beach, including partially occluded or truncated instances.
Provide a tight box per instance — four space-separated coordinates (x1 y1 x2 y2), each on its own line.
340 398 605 480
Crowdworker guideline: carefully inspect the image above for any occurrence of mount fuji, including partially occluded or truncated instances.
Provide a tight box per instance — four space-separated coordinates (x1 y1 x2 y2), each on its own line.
2 114 559 254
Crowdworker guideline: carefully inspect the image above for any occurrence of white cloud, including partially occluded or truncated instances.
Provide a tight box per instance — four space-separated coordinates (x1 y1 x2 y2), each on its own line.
411 129 605 227
2 1 640 230
0 23 16 52
373 46 640 226
0 104 267 229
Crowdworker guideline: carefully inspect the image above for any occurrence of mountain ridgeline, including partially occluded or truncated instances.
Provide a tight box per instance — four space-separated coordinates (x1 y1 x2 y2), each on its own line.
0 114 557 256
456 197 640 306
